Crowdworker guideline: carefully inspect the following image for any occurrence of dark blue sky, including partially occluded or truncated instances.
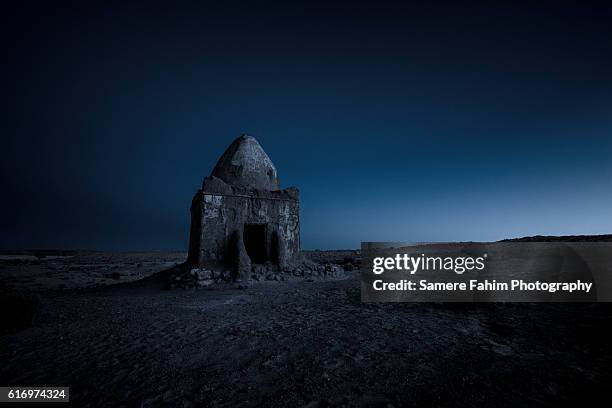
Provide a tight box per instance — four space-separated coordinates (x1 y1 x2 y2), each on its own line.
3 1 612 250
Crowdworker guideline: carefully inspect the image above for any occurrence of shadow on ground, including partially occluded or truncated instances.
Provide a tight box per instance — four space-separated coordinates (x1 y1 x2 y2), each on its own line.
1 267 611 407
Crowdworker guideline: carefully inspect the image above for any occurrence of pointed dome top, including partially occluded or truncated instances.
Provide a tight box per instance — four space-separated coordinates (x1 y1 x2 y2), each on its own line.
210 135 280 191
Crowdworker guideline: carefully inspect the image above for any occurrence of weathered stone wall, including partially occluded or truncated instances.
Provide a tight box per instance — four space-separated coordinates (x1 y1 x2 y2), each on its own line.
188 187 300 271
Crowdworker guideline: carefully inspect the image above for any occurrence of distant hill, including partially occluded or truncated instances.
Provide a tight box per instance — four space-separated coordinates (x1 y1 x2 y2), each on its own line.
500 234 612 242
0 249 78 257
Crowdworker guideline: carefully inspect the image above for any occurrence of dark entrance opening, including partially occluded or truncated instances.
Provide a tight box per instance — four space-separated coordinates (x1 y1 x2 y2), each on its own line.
244 224 267 263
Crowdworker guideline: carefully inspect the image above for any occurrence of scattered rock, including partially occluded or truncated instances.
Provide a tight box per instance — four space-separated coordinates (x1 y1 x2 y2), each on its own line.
220 270 232 281
197 279 214 287
191 268 213 281
169 254 345 289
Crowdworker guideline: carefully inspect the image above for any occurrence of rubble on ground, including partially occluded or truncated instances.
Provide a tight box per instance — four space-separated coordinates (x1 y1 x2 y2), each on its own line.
168 257 345 289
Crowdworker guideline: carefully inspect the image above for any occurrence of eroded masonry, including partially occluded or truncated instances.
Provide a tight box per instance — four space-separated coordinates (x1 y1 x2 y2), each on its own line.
187 135 300 277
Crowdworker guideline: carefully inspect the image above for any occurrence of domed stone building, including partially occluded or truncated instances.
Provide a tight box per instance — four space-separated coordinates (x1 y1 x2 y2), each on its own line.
187 135 300 277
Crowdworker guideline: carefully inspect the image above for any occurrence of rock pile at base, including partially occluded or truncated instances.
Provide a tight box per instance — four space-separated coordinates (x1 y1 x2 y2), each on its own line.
168 257 345 289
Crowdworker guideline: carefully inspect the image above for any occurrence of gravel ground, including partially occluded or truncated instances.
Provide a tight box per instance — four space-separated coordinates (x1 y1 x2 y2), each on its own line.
1 259 611 407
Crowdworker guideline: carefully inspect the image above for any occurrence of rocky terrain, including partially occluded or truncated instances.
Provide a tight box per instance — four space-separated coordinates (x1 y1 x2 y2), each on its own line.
0 249 611 407
500 234 612 242
169 255 348 289
0 251 185 292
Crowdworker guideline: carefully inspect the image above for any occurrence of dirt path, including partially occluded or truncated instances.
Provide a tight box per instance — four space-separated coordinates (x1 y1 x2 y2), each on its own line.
1 272 611 407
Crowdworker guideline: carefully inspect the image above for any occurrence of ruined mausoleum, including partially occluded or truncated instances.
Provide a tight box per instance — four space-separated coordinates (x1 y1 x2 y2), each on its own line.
187 135 300 277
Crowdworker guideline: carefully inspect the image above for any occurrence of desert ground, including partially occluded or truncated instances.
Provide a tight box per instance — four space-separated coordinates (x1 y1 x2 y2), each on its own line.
1 250 611 407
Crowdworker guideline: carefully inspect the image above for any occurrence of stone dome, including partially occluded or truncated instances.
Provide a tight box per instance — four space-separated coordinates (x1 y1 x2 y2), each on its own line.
210 135 280 191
